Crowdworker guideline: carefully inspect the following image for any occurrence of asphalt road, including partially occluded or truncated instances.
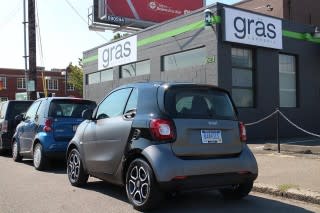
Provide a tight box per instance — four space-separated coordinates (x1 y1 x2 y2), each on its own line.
0 154 319 213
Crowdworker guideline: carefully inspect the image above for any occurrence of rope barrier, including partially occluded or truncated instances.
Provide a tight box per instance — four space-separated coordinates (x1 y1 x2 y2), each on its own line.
245 110 279 126
244 108 320 138
278 111 320 138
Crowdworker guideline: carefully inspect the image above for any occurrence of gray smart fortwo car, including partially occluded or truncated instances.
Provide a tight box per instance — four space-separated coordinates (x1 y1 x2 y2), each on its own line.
66 82 258 211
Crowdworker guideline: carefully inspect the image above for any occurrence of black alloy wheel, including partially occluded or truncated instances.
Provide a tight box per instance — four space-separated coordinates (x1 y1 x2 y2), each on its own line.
67 149 88 186
125 158 163 211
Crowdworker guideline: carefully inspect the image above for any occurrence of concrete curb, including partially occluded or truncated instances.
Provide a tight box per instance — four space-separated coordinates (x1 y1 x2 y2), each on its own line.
253 183 320 205
263 143 320 155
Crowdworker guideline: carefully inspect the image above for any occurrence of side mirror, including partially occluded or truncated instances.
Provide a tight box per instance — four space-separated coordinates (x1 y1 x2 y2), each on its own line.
15 114 24 123
82 109 93 120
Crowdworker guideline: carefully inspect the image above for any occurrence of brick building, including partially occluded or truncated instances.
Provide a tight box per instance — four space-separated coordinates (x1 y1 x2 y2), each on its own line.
0 68 81 101
234 0 320 26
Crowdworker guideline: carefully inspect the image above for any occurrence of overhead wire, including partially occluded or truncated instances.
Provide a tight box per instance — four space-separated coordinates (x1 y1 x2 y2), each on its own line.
35 0 45 67
0 1 22 29
63 0 109 42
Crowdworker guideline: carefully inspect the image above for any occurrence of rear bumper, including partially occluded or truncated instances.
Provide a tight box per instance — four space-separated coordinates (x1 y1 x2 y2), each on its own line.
159 172 257 191
45 151 66 159
142 143 258 186
38 133 69 153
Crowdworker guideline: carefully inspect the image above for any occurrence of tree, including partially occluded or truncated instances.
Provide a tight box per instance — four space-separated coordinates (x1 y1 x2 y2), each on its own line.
111 33 130 41
67 59 83 96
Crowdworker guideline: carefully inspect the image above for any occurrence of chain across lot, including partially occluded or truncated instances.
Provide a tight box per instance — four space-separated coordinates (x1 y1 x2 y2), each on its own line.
244 109 320 138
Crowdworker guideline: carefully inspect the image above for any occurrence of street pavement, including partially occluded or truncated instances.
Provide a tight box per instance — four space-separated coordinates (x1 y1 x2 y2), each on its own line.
0 153 319 212
249 143 320 205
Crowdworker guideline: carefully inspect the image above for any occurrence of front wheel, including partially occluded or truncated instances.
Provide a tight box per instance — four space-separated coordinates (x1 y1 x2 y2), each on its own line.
67 149 88 186
33 143 47 170
125 158 163 211
219 181 253 200
12 141 22 162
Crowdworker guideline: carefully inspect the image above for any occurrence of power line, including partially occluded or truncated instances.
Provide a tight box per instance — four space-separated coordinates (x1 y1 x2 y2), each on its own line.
63 0 108 41
0 1 22 29
35 0 45 67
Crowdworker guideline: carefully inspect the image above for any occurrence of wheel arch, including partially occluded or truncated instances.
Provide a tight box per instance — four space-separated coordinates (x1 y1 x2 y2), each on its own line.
122 149 152 185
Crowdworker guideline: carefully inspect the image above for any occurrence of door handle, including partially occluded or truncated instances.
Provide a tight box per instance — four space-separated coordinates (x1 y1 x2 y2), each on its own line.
124 109 136 119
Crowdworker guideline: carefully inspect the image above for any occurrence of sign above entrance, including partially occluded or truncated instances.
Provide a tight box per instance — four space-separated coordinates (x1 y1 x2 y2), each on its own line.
223 7 282 49
98 35 137 70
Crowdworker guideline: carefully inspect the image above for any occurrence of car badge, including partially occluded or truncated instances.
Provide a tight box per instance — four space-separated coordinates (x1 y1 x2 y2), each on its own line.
208 121 218 125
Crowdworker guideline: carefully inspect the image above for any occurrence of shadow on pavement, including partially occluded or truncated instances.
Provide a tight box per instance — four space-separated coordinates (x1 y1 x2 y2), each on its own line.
17 158 67 174
81 180 314 213
83 180 128 203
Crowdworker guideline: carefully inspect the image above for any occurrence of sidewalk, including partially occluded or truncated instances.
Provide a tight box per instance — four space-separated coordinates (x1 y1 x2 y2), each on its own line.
249 143 320 205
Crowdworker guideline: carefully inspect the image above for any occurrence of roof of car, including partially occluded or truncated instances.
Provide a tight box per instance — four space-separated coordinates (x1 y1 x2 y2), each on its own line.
1 100 34 103
117 82 229 93
36 97 94 102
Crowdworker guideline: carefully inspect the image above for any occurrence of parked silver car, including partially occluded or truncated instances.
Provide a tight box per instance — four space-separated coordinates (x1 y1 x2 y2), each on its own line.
66 82 258 211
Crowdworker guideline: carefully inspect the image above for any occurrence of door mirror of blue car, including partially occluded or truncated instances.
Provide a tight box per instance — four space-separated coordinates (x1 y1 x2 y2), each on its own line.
82 109 93 120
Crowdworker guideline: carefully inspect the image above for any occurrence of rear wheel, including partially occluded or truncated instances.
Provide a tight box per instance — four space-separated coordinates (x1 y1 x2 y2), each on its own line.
67 149 88 186
125 158 163 211
33 143 47 170
12 141 22 162
219 181 253 200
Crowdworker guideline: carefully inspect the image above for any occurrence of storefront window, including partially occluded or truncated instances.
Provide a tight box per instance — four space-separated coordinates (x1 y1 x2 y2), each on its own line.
88 72 100 84
101 69 113 82
279 54 296 107
231 48 254 107
162 47 206 71
120 60 150 78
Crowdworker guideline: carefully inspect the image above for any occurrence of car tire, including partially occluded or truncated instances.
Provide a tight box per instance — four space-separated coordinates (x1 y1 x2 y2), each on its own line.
33 143 47 171
219 181 253 200
12 140 22 162
67 149 88 186
125 158 163 211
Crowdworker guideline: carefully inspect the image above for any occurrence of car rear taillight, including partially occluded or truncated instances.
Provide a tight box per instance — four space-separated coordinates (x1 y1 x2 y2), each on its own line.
1 120 8 133
150 119 175 141
43 118 53 132
239 122 247 142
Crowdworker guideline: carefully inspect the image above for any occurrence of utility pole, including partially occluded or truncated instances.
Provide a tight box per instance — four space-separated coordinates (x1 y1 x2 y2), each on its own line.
28 0 37 100
23 0 29 100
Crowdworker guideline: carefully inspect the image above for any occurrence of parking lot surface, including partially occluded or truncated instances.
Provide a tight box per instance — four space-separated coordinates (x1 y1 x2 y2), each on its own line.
0 154 319 213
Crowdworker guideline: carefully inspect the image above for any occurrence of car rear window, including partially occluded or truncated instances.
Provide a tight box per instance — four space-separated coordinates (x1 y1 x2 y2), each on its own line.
165 87 237 120
7 102 33 119
49 99 96 118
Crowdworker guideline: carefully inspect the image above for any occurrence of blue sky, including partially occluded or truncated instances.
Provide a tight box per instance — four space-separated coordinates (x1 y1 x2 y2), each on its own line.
0 0 239 70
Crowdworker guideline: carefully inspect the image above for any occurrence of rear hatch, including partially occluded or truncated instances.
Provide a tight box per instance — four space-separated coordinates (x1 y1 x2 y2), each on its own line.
164 85 242 158
48 99 96 141
52 117 85 141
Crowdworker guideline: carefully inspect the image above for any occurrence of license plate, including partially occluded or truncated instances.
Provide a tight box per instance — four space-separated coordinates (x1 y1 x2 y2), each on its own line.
72 125 78 132
201 130 222 144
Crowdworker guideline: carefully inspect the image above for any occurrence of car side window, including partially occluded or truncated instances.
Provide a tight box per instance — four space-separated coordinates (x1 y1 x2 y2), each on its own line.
25 101 41 121
124 88 138 113
96 88 132 120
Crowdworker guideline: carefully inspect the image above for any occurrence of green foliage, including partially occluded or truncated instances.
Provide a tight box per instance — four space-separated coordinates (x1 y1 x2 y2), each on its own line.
67 59 83 96
278 184 299 192
111 33 130 41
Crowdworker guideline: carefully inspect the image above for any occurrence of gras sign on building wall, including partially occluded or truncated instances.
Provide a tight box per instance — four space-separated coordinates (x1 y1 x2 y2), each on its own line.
223 7 282 49
98 35 137 70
